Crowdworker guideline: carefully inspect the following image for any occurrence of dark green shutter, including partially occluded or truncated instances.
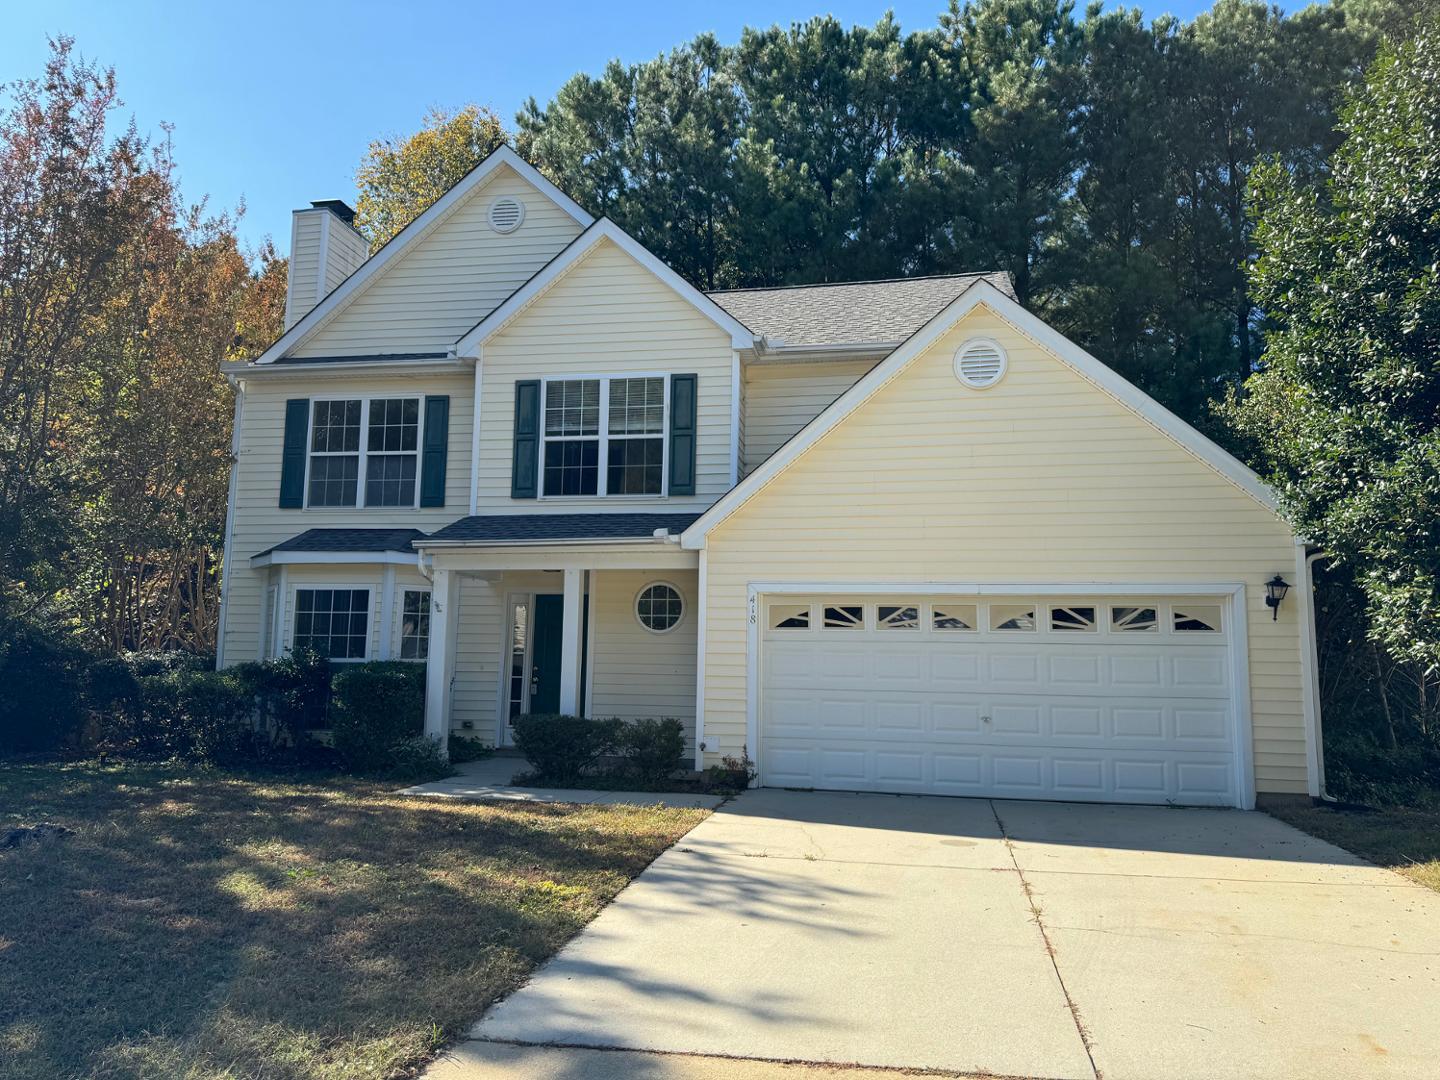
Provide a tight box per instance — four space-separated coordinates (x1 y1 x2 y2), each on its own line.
419 395 449 507
668 373 697 496
511 380 540 499
279 399 309 508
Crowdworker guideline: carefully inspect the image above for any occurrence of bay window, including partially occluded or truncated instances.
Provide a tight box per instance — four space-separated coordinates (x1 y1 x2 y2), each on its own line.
293 588 370 660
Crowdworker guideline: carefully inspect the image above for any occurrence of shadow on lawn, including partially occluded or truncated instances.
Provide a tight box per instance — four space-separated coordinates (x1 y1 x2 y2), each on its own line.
0 763 704 1080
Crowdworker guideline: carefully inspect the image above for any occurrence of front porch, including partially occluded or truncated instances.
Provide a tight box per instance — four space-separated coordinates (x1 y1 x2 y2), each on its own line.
419 532 701 761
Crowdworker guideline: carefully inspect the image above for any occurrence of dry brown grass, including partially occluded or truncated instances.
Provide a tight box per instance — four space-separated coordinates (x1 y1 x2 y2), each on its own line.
1266 799 1440 893
0 761 706 1079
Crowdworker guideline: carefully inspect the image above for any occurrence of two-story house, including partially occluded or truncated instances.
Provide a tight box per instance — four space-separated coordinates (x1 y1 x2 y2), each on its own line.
218 146 1324 809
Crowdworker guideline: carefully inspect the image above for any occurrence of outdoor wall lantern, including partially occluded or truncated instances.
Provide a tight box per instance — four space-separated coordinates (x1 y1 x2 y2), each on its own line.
1265 574 1291 620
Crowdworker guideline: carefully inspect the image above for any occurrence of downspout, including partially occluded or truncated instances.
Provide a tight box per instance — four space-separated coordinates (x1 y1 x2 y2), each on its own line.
1295 541 1335 803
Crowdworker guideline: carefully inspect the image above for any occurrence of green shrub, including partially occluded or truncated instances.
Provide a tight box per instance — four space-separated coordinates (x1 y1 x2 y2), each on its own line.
704 749 757 793
512 714 621 783
448 734 492 763
330 661 426 772
384 735 453 783
229 647 330 745
0 619 89 753
615 718 685 785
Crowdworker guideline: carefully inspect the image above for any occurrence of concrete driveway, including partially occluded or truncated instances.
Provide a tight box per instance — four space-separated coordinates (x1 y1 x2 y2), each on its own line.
455 790 1440 1080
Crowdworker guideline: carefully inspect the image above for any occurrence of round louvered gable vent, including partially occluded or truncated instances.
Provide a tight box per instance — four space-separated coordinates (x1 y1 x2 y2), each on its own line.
488 196 525 234
954 338 1008 389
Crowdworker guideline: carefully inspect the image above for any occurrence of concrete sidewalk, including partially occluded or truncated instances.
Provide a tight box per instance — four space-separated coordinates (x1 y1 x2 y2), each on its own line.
398 756 725 810
427 1042 977 1079
438 789 1440 1080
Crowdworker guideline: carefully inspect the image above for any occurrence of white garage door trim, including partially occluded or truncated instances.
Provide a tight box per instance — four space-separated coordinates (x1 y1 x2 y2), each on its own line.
745 582 1255 809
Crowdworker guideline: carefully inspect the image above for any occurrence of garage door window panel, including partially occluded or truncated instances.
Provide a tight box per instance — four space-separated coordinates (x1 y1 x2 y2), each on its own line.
1112 606 1158 632
771 604 811 630
991 604 1037 632
1174 605 1222 633
1050 605 1097 632
932 604 978 631
822 605 864 629
877 605 919 629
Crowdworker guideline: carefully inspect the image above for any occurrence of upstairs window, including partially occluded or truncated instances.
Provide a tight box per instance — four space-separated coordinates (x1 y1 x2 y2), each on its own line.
542 376 667 497
307 398 420 508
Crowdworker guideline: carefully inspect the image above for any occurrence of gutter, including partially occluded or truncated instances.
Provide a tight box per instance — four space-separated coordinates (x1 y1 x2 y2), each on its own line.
219 357 466 378
750 339 901 363
414 532 680 551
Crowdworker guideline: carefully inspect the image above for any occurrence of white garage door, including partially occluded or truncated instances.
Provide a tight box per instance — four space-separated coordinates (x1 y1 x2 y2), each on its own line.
759 595 1242 806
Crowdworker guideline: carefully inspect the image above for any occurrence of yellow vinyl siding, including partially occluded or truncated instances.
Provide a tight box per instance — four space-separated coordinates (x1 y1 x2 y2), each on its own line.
742 359 875 473
589 570 697 746
284 213 323 329
476 237 736 512
292 167 583 358
219 371 473 667
701 305 1308 794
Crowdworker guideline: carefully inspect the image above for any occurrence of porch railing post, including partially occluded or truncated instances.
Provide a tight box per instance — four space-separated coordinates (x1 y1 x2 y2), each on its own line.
424 566 456 753
559 566 583 715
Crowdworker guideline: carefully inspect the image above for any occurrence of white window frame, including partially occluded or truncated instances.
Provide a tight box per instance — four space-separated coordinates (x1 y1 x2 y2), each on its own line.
289 584 372 662
398 587 432 661
303 396 425 510
634 580 685 634
539 374 670 499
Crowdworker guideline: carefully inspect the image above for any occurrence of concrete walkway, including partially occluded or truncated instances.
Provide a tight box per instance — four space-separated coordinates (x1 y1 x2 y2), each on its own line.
441 789 1440 1080
398 756 725 810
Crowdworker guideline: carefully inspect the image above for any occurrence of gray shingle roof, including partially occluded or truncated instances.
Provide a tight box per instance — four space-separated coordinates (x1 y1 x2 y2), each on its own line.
424 513 700 544
708 272 1014 348
255 528 427 558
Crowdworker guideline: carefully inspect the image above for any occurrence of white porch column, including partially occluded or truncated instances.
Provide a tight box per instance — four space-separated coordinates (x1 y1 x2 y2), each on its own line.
559 566 583 715
424 567 458 751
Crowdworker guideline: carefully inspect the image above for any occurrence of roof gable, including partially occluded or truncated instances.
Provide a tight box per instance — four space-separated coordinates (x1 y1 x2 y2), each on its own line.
682 280 1281 547
255 146 592 365
455 218 754 354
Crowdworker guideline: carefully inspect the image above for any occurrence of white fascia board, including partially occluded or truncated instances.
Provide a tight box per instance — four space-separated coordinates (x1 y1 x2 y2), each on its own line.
222 358 465 378
454 218 755 356
681 280 1282 548
253 146 593 365
251 550 421 568
414 536 665 550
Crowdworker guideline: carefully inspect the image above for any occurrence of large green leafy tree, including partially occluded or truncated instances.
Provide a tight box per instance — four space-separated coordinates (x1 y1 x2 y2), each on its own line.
1230 24 1440 672
942 0 1082 307
354 104 508 251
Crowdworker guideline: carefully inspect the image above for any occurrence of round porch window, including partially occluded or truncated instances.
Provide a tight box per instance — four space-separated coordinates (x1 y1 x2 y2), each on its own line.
636 582 683 633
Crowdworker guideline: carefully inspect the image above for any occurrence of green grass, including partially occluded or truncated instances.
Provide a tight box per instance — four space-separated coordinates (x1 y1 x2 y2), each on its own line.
1267 799 1440 892
0 760 707 1080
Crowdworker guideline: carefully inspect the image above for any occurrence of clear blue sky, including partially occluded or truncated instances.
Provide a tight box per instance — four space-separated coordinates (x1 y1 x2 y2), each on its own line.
2 0 1215 257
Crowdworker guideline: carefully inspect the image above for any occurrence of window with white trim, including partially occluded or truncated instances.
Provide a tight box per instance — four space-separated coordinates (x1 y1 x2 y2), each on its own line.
399 589 430 659
542 375 667 497
636 582 683 632
307 397 421 508
293 588 369 660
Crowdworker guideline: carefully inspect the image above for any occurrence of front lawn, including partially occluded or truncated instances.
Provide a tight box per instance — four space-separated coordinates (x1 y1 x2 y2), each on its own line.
1266 799 1440 893
0 761 706 1080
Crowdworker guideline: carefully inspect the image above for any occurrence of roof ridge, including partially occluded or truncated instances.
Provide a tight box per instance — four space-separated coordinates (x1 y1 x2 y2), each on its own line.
706 272 997 296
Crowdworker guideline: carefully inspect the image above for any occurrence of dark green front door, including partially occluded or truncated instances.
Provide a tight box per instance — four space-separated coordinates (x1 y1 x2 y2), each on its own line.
530 594 563 715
